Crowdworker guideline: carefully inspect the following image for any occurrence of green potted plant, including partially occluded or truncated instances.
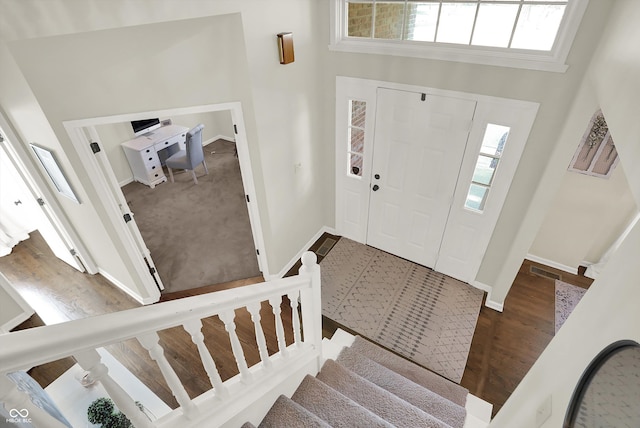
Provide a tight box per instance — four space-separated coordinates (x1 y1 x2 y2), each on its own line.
87 397 132 428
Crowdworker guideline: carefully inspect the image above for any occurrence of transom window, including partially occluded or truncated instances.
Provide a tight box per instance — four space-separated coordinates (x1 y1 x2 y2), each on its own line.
331 0 588 72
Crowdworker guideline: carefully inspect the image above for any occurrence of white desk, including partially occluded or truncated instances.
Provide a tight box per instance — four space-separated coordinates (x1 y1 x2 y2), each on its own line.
121 125 189 188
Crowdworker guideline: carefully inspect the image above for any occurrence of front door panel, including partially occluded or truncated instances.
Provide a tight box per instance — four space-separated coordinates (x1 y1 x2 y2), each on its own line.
367 89 476 268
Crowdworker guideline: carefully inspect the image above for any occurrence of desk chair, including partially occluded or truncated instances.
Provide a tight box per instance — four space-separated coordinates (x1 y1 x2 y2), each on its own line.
165 124 209 184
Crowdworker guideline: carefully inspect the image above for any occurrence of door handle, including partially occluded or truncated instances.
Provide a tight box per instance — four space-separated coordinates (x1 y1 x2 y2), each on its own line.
374 174 380 179
372 185 380 191
14 200 22 205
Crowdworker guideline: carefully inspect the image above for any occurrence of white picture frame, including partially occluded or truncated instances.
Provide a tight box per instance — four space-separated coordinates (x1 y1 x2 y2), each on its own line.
30 144 80 203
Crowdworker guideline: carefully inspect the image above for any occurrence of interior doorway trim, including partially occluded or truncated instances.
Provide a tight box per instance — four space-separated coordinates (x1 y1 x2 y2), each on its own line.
63 102 268 301
0 111 96 273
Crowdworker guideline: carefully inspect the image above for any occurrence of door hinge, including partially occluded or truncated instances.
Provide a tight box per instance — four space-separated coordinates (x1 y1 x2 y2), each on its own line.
90 142 101 153
421 93 426 101
234 124 238 134
70 249 77 256
246 194 250 203
123 213 132 223
256 249 260 255
37 198 45 206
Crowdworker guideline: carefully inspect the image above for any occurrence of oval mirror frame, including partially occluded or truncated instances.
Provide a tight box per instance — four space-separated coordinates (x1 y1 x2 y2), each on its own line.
563 339 640 427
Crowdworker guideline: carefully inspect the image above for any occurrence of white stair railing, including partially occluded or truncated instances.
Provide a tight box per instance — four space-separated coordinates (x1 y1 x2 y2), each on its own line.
0 252 322 428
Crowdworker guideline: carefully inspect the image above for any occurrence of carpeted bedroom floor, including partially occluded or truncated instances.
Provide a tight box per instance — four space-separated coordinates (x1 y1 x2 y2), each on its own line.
122 139 261 293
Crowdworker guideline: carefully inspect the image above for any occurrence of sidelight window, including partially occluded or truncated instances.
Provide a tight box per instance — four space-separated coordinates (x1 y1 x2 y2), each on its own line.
465 124 510 212
348 100 367 177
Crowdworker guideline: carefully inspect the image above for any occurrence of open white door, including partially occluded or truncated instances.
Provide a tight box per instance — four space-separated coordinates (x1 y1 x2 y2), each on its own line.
0 115 93 273
81 126 165 291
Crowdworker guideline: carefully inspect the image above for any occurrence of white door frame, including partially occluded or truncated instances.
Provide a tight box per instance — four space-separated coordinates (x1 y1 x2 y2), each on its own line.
0 111 96 273
335 76 538 286
63 102 269 297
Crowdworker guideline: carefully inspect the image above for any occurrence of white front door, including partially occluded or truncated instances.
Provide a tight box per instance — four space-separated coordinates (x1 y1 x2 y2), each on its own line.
366 89 476 268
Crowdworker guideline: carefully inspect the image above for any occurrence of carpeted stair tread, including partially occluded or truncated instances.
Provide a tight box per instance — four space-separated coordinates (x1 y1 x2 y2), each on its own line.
350 336 469 406
258 395 331 428
292 374 393 428
337 346 467 428
318 359 453 428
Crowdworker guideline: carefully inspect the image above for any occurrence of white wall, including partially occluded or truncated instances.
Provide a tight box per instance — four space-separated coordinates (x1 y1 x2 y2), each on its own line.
529 165 637 270
492 1 640 425
0 1 330 298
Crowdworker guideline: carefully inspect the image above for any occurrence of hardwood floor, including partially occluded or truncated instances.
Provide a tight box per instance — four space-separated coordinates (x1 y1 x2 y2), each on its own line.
1 231 591 418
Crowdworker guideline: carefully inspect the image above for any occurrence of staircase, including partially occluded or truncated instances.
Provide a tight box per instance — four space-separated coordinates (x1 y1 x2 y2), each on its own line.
243 331 492 428
0 252 491 427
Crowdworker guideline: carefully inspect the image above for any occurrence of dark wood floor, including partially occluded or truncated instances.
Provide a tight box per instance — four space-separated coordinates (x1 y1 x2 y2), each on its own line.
1 231 591 417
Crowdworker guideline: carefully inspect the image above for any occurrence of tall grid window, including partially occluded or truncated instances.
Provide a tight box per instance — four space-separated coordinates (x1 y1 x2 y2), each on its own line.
346 1 568 51
465 124 510 212
348 100 367 177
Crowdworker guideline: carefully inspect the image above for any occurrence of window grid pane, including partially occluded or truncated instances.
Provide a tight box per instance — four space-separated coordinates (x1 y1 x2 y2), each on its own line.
348 99 367 178
464 123 510 213
465 183 489 211
346 0 568 53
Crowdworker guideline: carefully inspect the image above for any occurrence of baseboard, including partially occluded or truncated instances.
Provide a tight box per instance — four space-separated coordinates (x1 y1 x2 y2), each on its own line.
203 134 235 146
271 226 338 280
1 309 35 334
119 176 134 188
473 281 504 312
97 269 156 305
525 253 578 275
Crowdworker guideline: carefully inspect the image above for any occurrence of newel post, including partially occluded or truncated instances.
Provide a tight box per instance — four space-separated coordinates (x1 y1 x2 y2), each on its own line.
298 251 322 357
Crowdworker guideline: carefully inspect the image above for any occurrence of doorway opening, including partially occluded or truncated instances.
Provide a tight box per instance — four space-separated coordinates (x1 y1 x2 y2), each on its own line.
64 103 267 298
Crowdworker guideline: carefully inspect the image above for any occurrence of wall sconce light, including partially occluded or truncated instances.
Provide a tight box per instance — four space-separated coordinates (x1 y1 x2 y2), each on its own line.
277 32 294 64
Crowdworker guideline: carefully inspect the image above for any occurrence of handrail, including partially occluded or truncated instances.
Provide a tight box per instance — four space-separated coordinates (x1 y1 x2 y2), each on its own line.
0 252 323 428
0 274 310 374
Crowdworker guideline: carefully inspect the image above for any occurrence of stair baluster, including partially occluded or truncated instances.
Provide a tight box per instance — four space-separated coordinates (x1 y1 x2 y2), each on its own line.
288 290 302 347
299 252 323 354
246 302 272 369
138 332 198 419
268 296 289 358
218 310 253 382
74 349 155 428
182 319 229 399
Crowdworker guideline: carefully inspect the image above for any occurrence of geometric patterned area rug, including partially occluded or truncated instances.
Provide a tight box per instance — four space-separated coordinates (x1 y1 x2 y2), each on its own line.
320 238 484 383
555 279 587 334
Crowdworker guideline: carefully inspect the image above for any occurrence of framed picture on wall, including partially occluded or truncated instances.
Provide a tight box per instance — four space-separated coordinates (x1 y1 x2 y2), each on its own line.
30 144 80 204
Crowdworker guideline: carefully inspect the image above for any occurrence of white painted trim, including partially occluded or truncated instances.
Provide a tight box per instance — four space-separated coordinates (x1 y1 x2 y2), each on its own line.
97 268 154 305
270 226 337 279
473 280 504 312
118 177 134 188
525 253 578 275
205 134 236 145
329 0 588 73
63 102 270 285
0 274 34 333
